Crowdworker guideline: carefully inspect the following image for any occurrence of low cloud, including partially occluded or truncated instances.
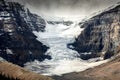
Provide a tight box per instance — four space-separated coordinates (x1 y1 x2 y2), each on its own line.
9 0 120 18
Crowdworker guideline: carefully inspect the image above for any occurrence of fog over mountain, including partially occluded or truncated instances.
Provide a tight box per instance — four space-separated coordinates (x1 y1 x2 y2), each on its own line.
9 0 120 20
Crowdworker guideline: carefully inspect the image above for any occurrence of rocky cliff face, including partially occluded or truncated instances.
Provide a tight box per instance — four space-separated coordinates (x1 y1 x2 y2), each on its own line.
69 4 120 60
0 0 51 66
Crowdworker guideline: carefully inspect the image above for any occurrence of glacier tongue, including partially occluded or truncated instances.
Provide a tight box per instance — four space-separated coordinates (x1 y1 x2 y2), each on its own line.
32 21 83 60
42 38 79 60
24 21 108 76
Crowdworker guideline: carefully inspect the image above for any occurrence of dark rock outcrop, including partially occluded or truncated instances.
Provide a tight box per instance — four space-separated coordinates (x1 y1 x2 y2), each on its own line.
47 21 73 26
69 4 120 60
0 0 51 66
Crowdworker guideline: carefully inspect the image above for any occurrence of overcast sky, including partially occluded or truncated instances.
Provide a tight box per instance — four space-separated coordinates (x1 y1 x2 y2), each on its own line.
10 0 120 20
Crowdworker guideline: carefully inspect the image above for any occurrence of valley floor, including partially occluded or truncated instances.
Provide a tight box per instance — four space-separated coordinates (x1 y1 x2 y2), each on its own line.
52 55 120 80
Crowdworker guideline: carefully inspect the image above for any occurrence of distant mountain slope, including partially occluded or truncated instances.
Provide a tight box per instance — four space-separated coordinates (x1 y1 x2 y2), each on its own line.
69 4 120 60
0 61 54 80
0 0 51 66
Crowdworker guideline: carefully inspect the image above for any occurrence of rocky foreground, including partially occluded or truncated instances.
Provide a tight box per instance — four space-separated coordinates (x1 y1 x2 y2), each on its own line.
0 61 54 80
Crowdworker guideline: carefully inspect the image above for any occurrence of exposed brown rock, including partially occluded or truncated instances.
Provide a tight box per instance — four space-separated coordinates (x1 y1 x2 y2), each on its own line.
0 61 54 80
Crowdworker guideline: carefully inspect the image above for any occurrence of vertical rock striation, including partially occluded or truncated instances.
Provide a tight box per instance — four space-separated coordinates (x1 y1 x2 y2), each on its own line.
0 0 51 66
70 5 120 60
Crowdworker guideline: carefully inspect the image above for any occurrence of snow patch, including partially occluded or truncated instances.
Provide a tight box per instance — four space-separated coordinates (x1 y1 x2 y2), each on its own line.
0 57 5 62
6 48 13 55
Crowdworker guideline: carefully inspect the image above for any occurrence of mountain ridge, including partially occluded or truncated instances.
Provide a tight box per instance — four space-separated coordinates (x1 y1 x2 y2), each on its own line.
0 0 51 66
69 3 120 60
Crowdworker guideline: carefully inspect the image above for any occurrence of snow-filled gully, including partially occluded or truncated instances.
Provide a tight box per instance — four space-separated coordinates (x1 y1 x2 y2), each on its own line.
24 21 109 76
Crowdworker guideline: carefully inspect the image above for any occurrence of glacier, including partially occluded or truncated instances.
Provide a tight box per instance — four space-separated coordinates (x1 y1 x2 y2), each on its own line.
1 0 118 76
24 20 109 76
